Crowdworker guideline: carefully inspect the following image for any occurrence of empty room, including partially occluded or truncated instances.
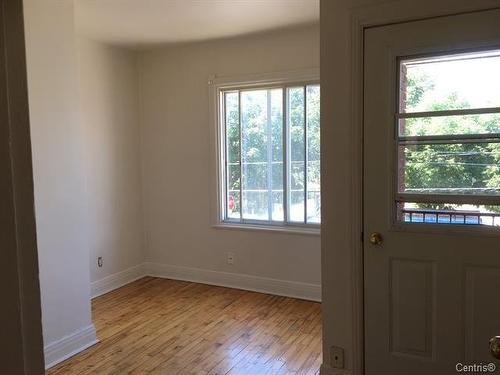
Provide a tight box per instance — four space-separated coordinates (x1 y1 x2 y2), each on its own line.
23 0 322 374
3 1 500 375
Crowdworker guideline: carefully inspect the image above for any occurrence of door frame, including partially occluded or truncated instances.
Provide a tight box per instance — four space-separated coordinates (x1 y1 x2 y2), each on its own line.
0 0 44 373
320 1 500 375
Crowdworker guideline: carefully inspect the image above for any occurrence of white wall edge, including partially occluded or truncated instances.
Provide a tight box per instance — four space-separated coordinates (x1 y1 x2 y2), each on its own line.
144 262 321 302
44 324 98 370
91 263 146 298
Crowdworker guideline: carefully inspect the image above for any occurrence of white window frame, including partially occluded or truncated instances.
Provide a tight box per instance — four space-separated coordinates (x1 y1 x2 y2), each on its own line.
208 68 320 235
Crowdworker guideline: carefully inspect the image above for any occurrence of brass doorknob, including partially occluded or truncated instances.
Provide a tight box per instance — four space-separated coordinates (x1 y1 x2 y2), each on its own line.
369 232 383 245
490 336 500 359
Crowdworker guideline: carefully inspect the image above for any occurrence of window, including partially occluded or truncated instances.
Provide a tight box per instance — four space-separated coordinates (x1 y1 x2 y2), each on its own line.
396 50 500 227
217 78 320 229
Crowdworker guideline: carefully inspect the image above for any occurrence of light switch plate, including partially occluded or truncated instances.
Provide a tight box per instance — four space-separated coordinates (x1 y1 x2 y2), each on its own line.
227 252 234 265
330 346 344 369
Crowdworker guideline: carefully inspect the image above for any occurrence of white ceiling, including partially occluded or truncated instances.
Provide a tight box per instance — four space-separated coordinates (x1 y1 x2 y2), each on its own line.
75 0 319 48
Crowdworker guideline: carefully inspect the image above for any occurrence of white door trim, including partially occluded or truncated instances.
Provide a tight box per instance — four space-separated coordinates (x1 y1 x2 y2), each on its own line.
320 2 500 374
0 1 45 373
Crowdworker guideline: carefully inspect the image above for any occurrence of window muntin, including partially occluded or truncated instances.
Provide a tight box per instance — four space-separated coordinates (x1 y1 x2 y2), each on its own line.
221 83 320 226
396 50 500 227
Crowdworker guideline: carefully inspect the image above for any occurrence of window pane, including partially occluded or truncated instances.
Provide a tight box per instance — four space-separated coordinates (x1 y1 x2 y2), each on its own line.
227 164 240 219
271 89 284 221
398 202 500 227
243 163 267 189
241 90 268 220
288 87 305 222
400 50 500 113
399 113 500 137
225 92 240 219
241 89 283 221
290 162 305 222
307 85 321 223
399 143 500 195
272 191 284 222
241 191 267 221
227 190 240 219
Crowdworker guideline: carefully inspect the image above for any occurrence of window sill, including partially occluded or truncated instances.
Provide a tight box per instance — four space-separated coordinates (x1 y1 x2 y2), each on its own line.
213 222 321 236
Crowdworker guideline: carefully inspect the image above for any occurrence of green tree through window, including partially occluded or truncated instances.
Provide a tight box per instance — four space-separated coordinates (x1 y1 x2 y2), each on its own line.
222 84 320 225
400 56 500 214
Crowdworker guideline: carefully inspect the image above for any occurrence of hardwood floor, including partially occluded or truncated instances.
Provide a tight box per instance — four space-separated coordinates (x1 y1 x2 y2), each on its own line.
47 277 322 374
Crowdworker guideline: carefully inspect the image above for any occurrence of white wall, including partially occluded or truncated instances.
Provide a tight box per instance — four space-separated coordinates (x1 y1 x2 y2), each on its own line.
77 38 144 286
138 25 321 288
23 0 96 366
22 15 320 367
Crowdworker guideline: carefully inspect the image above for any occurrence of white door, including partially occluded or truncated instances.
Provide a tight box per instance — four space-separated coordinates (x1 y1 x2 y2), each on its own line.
364 9 500 375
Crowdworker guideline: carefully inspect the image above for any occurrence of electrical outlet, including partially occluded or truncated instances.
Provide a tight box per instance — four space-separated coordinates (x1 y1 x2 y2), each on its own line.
97 256 103 268
226 252 234 265
330 346 344 369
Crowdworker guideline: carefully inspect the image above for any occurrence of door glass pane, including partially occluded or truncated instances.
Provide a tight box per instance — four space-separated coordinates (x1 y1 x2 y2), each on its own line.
399 143 500 195
399 113 500 137
397 50 500 226
306 85 321 223
399 202 500 227
288 87 305 222
400 50 500 113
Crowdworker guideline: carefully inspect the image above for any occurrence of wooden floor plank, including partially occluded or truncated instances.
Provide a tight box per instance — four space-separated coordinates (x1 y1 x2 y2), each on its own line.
47 277 322 375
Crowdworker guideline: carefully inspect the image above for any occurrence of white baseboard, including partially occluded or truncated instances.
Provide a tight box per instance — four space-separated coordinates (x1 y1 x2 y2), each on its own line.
144 262 321 302
91 264 146 298
44 324 98 369
90 262 321 301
